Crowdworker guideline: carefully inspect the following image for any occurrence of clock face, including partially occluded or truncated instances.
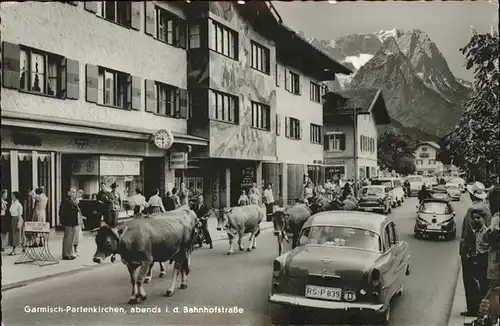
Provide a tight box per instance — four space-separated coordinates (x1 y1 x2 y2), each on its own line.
154 130 173 149
72 161 81 173
85 160 95 172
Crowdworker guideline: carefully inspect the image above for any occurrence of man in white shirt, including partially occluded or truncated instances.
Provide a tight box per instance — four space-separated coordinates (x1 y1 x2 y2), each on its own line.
263 184 275 220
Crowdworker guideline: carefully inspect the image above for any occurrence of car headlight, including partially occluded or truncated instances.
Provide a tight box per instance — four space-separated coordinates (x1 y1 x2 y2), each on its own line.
438 218 454 226
417 216 430 225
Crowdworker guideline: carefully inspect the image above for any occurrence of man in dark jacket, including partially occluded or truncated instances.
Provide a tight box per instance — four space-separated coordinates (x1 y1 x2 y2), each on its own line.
417 185 432 204
59 187 79 260
162 191 176 212
191 195 213 249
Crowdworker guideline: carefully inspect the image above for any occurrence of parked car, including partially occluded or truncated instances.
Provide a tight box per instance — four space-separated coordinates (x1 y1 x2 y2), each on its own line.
268 211 411 325
371 178 404 207
407 175 424 196
450 177 466 193
414 198 456 240
431 189 451 202
444 183 461 201
358 186 393 214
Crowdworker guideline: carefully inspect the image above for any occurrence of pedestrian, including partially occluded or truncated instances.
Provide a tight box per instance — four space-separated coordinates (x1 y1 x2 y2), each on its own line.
171 187 181 209
238 190 249 206
9 191 24 256
106 182 121 227
263 183 275 217
1 189 10 252
73 189 85 256
59 187 79 260
470 209 490 298
147 188 165 214
460 181 492 317
248 188 260 205
31 186 48 247
486 186 500 290
303 181 314 205
97 182 110 223
162 190 176 212
179 187 190 207
129 188 147 214
192 194 213 249
417 185 432 204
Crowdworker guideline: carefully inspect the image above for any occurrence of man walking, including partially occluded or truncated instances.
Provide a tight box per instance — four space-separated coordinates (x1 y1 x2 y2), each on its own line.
263 183 275 222
192 195 213 249
162 190 176 212
417 185 432 204
460 181 491 317
97 182 109 223
59 187 79 260
106 183 121 227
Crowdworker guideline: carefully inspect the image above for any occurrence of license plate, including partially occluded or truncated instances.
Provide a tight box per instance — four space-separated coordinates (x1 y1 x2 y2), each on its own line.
305 285 342 301
427 225 441 230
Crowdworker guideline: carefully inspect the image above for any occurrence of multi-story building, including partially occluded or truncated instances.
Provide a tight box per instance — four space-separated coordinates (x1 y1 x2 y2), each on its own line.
414 141 441 175
322 89 391 183
1 1 208 227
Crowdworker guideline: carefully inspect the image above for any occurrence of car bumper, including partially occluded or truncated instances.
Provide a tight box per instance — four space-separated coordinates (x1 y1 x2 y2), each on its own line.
268 293 384 312
415 224 455 234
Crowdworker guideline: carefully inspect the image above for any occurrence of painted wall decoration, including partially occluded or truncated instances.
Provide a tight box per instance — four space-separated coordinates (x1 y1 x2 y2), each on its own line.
207 2 277 160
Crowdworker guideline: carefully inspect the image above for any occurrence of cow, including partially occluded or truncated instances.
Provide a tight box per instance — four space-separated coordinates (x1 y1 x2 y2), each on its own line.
93 208 197 304
271 203 312 256
212 205 264 255
308 195 344 214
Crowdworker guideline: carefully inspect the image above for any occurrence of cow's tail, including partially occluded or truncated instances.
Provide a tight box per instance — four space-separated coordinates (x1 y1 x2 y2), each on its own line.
255 226 261 237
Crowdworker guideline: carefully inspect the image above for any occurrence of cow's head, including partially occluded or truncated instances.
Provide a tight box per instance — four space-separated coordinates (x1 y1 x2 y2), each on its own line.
271 208 290 236
215 208 233 231
93 223 121 264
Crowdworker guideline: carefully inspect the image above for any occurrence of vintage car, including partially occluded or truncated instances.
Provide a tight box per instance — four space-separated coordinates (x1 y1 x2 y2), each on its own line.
370 178 404 207
450 177 466 193
445 183 462 201
414 198 456 240
268 211 411 325
407 175 424 196
431 188 451 202
358 186 393 214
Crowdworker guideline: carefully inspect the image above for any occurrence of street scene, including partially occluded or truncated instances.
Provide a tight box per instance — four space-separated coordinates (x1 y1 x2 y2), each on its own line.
1 1 499 326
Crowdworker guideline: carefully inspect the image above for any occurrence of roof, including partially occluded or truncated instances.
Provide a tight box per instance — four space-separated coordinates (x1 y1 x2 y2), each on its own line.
303 211 389 234
323 89 391 125
363 185 386 189
422 198 450 204
418 141 441 149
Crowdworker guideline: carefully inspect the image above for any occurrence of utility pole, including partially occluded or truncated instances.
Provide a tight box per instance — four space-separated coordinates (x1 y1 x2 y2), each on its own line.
353 107 358 198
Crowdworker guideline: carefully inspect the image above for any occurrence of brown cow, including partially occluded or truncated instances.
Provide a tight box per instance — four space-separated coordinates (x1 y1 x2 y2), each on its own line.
271 203 312 256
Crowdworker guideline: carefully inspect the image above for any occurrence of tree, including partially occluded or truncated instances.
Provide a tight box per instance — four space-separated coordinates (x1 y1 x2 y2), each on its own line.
446 30 499 181
377 131 417 175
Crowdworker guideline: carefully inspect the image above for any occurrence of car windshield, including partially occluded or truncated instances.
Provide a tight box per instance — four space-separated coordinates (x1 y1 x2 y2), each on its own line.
408 177 422 182
445 184 458 190
371 180 392 187
298 226 381 252
362 187 383 195
420 202 448 214
433 193 448 199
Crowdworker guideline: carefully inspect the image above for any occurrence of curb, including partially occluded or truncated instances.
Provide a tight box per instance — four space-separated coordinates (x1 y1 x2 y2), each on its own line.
446 261 462 326
1 224 274 292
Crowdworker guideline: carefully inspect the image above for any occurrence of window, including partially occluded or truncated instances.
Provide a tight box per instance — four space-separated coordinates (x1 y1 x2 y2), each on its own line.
97 67 129 108
188 23 201 49
310 82 321 103
251 101 270 130
209 20 238 59
286 117 301 139
321 84 328 97
156 83 179 117
429 159 436 165
416 159 423 165
388 223 398 245
210 90 238 123
19 47 63 97
324 133 346 151
97 1 131 27
422 147 428 152
285 70 300 95
250 41 270 74
156 7 186 48
310 124 322 144
420 152 430 158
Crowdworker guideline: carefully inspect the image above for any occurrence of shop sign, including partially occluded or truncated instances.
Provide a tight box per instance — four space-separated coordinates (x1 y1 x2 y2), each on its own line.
326 166 346 175
241 167 255 185
100 158 141 176
72 158 99 175
24 222 50 233
169 152 187 169
324 160 346 165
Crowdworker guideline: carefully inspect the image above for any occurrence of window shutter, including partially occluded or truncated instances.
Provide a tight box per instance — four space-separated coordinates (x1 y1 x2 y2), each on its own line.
85 64 98 103
65 58 79 100
178 21 187 49
323 135 329 150
60 58 67 98
144 2 155 36
299 121 303 140
179 89 188 119
340 134 346 150
130 76 141 110
285 117 289 137
2 42 20 89
298 77 302 95
130 1 141 31
284 69 288 91
276 114 281 136
275 64 280 87
84 2 98 13
145 79 156 113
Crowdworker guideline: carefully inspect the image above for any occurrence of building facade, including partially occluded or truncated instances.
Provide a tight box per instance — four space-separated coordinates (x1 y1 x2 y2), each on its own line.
414 141 441 175
1 1 208 227
322 89 391 184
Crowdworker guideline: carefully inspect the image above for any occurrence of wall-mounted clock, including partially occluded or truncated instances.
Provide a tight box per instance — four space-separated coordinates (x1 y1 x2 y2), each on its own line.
153 129 174 150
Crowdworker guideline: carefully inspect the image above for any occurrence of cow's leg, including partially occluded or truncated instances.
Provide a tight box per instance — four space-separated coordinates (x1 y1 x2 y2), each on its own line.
136 262 151 301
144 263 154 284
158 262 166 278
179 256 188 290
277 234 283 256
166 263 180 297
292 232 298 249
127 264 140 304
252 227 260 249
246 232 254 252
238 232 244 251
227 234 235 255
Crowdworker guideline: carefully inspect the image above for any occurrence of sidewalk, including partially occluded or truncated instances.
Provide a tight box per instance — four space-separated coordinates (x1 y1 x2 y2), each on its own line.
1 217 274 292
448 266 476 326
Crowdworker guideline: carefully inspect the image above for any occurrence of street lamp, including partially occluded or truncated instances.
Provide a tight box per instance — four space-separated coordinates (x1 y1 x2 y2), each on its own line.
353 107 358 197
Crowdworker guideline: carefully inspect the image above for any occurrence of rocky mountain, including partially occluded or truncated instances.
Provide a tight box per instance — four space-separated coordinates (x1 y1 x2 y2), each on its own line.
310 29 473 139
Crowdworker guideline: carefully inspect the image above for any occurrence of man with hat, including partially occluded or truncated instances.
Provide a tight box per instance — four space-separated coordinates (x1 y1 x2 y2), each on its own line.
106 182 121 228
460 181 492 318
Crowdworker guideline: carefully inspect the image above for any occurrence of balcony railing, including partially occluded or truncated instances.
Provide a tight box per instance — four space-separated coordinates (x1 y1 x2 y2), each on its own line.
419 152 430 158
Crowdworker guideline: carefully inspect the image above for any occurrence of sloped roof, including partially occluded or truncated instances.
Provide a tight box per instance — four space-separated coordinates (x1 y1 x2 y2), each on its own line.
418 141 441 149
323 89 391 125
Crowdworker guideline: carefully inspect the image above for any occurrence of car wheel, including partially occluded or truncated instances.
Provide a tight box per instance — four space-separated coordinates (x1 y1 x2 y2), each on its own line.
447 229 457 241
398 200 402 206
388 206 392 214
375 303 391 326
414 232 422 239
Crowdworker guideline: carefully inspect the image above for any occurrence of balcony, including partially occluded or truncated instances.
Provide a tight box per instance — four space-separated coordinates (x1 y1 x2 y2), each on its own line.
419 152 430 158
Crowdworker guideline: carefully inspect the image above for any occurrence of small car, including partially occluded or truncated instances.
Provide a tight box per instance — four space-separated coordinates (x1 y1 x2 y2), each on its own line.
414 198 456 240
371 178 404 207
358 186 393 214
431 189 451 202
269 211 411 325
407 175 424 196
444 183 461 201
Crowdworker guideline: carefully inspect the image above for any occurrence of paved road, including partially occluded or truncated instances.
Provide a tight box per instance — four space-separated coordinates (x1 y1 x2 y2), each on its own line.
2 197 469 326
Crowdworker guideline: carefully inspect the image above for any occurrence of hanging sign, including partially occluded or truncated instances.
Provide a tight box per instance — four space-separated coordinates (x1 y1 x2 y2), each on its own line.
169 152 187 169
24 222 50 233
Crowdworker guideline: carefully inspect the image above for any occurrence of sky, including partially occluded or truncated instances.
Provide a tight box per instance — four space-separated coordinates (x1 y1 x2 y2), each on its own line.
272 0 499 81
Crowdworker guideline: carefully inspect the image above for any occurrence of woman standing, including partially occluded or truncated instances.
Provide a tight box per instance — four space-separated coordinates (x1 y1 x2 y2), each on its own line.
9 191 23 256
248 188 260 205
130 188 147 214
238 190 249 206
32 187 49 247
147 188 165 214
1 189 10 252
73 189 84 256
171 188 181 209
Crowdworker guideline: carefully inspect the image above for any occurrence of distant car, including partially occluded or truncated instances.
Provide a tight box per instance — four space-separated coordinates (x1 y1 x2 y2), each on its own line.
414 198 456 240
407 175 424 196
444 183 461 201
269 211 411 326
450 178 466 193
431 190 451 202
358 186 393 214
371 178 404 207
